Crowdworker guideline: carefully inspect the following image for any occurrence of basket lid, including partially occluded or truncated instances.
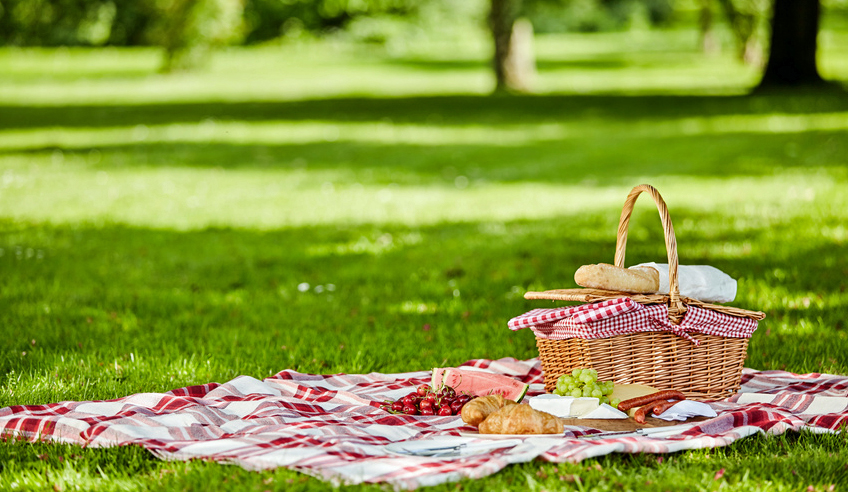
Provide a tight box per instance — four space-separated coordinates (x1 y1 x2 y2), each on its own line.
523 288 766 321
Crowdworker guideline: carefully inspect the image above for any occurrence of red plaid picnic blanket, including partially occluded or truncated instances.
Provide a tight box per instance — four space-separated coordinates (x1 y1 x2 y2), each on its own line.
509 298 758 345
1 358 845 489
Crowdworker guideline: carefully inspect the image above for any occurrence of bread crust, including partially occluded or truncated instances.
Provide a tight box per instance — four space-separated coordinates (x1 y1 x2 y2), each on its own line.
460 395 515 426
574 263 659 294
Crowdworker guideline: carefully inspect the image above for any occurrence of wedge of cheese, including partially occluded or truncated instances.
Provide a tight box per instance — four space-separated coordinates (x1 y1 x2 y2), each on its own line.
611 384 661 417
610 383 660 402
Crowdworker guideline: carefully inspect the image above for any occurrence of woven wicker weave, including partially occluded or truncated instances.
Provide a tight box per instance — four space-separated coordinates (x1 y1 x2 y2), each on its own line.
525 184 765 400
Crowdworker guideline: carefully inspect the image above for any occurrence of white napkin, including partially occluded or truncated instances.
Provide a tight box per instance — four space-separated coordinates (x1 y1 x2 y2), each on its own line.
652 400 717 421
579 403 627 419
632 262 737 303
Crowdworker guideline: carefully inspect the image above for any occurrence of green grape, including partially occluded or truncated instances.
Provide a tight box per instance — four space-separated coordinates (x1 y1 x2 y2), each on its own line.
561 375 575 386
556 382 568 395
610 398 621 409
591 389 603 398
582 387 593 397
570 388 583 398
601 396 610 405
579 373 593 384
588 369 598 379
572 368 581 378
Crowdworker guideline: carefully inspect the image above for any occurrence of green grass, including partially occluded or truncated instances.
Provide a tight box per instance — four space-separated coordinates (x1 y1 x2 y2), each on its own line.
1 27 848 491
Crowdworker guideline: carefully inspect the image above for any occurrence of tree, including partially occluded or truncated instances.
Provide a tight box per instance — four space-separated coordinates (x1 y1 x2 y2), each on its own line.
146 0 246 72
714 0 761 65
758 0 824 88
490 0 535 93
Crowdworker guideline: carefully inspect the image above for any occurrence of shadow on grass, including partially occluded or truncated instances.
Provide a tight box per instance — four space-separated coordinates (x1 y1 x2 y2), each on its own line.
7 128 846 183
1 91 847 130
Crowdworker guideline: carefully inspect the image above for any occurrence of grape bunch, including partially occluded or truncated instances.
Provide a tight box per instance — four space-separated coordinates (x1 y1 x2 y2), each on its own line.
381 384 472 416
554 368 621 408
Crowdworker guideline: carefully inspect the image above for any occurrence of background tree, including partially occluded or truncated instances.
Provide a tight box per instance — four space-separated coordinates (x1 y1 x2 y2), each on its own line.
490 0 535 92
697 0 764 64
145 0 246 71
758 0 825 87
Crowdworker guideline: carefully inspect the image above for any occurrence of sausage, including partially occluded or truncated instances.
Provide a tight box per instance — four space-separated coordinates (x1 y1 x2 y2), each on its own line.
633 398 683 424
618 390 686 412
650 399 682 418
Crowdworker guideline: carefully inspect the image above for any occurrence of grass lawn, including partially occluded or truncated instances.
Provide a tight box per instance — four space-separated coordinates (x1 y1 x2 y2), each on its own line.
1 25 848 491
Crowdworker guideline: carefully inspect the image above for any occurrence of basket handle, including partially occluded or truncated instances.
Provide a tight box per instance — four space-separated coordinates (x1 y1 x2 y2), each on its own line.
614 184 687 324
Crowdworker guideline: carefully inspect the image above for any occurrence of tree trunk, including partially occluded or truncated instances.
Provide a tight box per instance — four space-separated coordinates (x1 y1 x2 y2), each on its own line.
699 0 719 55
715 0 761 65
758 0 824 87
490 0 534 93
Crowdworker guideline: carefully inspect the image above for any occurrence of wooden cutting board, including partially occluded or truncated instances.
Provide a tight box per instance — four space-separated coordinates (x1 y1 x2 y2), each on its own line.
559 416 707 432
460 417 709 438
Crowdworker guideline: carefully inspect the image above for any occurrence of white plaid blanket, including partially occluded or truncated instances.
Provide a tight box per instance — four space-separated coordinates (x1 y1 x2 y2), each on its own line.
1 358 846 489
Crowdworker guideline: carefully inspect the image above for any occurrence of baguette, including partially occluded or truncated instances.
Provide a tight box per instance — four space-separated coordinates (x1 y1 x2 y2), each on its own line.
574 263 659 294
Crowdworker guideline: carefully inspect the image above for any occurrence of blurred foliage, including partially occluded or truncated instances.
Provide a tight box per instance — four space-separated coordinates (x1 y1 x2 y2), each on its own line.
0 0 491 66
0 0 245 70
146 0 246 71
0 0 117 45
523 0 674 33
243 0 426 43
0 0 685 51
1 0 846 68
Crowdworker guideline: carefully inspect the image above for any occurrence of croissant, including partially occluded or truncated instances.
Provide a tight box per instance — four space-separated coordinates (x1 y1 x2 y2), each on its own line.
460 395 515 427
477 403 564 435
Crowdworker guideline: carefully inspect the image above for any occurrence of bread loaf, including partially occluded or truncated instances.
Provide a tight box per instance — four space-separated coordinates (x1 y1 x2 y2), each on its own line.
574 263 659 294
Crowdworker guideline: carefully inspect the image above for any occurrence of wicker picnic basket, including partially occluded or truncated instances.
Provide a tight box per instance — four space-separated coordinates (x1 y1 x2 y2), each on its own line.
525 184 766 401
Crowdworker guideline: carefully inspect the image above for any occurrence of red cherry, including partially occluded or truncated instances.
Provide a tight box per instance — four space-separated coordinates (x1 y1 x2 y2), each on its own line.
402 394 418 405
437 406 453 416
438 386 456 399
391 401 404 412
417 384 432 396
403 405 418 415
420 407 435 416
425 394 437 403
450 400 464 413
419 399 433 412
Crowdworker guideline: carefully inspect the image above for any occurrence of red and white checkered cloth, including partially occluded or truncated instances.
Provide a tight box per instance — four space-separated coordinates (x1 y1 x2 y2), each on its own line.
508 298 642 329
1 359 845 489
509 298 757 345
